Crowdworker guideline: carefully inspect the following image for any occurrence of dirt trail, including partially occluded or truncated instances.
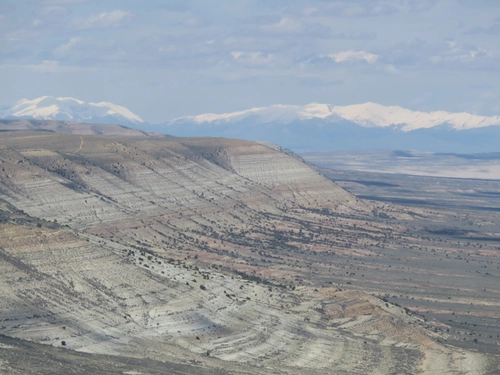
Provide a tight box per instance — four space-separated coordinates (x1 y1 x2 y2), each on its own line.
75 136 84 153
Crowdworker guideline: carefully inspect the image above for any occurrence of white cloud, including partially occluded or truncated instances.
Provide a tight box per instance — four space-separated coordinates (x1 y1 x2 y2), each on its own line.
54 37 82 57
298 0 437 18
301 8 318 17
41 0 90 4
38 6 69 17
230 51 244 59
430 42 491 65
1 0 499 121
74 10 133 29
385 64 398 73
25 60 65 72
259 17 330 37
261 17 303 33
230 51 276 67
183 18 210 28
319 2 399 17
328 50 379 64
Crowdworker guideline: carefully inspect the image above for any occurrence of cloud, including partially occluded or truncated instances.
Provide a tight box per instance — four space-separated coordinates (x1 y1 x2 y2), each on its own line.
1 0 498 121
303 1 398 18
298 77 344 87
331 31 376 40
41 0 89 4
24 60 66 72
297 0 437 18
161 4 189 13
38 6 69 17
261 17 302 33
402 0 438 12
54 37 82 57
300 50 398 74
31 5 70 28
380 39 428 66
74 10 133 29
259 17 330 37
385 64 398 73
430 41 490 65
328 50 379 64
230 51 276 67
183 18 210 28
11 60 93 73
460 90 500 116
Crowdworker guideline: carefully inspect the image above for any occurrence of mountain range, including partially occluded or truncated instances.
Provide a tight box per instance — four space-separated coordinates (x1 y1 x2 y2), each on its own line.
2 97 499 153
0 96 144 127
165 102 500 153
171 102 500 131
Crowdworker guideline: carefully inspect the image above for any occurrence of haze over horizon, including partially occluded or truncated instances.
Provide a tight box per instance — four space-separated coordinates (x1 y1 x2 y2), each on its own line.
1 1 500 123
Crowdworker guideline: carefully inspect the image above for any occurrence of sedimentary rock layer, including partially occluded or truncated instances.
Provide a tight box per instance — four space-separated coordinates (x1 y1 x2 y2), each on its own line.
0 131 497 374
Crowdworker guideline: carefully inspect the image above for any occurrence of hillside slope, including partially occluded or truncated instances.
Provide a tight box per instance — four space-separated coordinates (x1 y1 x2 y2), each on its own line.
0 130 498 374
0 118 152 136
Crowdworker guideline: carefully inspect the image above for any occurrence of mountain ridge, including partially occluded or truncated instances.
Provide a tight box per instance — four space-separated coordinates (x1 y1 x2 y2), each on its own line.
0 118 156 137
170 102 500 131
161 103 500 153
3 97 499 153
0 96 145 127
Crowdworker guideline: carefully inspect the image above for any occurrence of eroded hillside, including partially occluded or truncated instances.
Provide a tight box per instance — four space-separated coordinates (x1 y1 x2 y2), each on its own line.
0 131 498 374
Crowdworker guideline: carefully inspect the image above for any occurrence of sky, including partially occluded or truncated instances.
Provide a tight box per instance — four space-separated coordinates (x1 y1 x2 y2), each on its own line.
1 0 499 123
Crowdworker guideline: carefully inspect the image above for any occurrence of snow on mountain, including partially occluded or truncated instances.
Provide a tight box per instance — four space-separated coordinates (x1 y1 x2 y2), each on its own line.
172 102 500 131
164 102 500 153
173 103 335 125
0 96 144 126
330 102 500 131
88 101 144 123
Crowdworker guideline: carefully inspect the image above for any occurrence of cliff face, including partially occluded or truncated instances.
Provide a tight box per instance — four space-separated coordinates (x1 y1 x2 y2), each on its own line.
0 130 494 374
0 132 359 231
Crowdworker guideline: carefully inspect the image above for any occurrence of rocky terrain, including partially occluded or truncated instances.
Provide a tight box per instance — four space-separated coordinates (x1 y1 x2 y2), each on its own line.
0 119 152 136
0 126 498 374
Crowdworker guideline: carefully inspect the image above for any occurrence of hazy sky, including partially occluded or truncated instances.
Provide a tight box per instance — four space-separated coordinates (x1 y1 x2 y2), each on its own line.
1 0 499 123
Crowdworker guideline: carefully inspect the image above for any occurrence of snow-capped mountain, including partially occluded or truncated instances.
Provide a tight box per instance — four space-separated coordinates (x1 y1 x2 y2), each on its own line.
172 102 500 131
0 96 145 126
164 102 500 153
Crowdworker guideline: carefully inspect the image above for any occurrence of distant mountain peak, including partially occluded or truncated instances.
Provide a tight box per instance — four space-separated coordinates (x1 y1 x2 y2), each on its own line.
1 96 144 126
172 102 500 131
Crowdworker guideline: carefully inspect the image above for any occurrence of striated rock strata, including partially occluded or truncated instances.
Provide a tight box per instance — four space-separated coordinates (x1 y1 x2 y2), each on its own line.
0 130 497 374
